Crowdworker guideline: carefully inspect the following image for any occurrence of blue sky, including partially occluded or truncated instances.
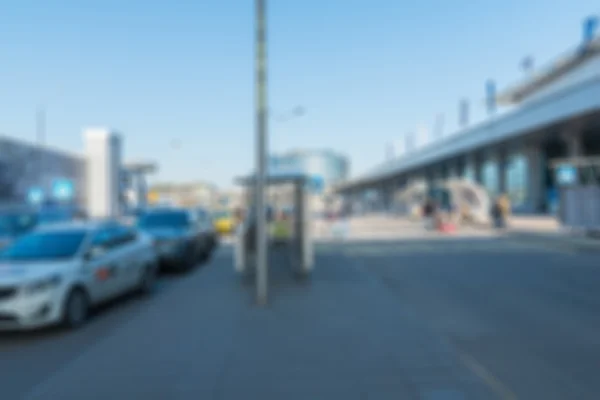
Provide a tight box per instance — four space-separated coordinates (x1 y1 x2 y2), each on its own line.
1 1 597 188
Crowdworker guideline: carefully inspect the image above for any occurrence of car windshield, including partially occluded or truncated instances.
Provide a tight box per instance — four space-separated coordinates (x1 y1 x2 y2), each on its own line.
0 230 87 261
138 211 190 229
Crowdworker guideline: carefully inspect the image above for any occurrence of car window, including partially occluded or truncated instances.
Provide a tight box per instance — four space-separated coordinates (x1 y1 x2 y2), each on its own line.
112 225 138 246
0 230 87 261
138 211 191 229
90 227 118 250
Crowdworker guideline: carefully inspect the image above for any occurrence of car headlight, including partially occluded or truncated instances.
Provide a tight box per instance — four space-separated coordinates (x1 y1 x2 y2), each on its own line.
24 275 62 295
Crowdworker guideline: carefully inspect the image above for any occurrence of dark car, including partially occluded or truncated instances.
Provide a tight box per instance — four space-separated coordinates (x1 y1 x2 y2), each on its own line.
137 208 207 272
0 206 39 250
190 207 218 257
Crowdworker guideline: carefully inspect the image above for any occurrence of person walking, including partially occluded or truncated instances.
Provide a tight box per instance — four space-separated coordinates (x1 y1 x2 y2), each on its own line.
491 193 511 229
422 198 436 230
498 193 511 228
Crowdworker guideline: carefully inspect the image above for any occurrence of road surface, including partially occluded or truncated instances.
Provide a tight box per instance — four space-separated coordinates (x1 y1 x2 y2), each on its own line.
1 237 599 399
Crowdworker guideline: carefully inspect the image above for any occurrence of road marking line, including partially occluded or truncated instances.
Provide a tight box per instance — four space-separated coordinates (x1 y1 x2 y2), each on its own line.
458 351 517 400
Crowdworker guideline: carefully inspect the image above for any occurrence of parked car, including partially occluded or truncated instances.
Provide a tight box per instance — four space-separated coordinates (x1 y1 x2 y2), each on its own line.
121 207 146 226
0 220 158 331
213 209 236 235
190 207 218 257
137 208 208 272
0 205 39 250
37 205 87 226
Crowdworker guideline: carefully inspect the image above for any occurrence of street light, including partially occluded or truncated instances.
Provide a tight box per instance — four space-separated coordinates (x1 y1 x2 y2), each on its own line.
272 106 306 123
255 0 269 305
36 106 46 192
254 1 304 305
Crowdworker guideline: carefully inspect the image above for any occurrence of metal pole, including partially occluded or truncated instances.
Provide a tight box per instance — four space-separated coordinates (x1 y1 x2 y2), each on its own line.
255 0 269 305
36 106 46 195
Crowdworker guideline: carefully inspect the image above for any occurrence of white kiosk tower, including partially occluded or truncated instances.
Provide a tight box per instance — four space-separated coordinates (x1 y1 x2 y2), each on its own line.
124 161 157 209
85 128 123 219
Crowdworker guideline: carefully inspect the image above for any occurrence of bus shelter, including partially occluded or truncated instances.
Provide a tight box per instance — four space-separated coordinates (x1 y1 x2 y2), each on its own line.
233 173 314 284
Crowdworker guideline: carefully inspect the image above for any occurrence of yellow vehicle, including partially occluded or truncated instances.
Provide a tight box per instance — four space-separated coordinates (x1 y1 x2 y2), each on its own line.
213 210 236 235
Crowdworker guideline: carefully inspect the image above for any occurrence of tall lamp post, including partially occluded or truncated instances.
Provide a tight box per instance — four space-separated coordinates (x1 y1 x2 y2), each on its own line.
255 0 269 305
36 106 47 199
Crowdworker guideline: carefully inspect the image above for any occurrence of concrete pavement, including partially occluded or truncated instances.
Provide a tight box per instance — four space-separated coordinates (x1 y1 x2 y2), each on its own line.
341 238 600 399
1 237 599 399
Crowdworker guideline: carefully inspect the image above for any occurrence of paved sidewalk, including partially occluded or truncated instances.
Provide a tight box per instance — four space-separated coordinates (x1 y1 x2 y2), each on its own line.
24 247 496 400
327 214 600 251
503 216 600 252
505 230 600 252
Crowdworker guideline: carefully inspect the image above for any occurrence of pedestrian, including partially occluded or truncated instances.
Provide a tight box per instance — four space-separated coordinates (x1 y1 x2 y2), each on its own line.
497 193 511 229
491 193 510 229
422 198 436 230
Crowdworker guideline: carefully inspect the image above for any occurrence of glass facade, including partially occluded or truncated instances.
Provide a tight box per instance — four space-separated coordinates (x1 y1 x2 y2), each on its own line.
271 150 349 186
481 159 500 198
463 163 475 182
505 152 528 210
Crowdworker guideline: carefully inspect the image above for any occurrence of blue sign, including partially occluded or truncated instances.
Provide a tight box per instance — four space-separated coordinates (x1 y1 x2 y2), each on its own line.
52 179 74 201
583 16 598 44
27 187 45 205
556 164 577 185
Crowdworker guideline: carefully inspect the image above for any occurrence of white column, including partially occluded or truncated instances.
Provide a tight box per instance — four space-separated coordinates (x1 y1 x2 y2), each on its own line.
85 128 123 218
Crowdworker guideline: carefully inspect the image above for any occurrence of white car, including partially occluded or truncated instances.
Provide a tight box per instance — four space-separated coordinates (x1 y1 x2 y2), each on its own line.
0 221 158 331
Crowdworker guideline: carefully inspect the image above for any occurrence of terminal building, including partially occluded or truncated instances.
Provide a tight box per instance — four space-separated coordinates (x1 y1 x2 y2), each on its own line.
0 135 86 206
0 128 156 217
336 33 600 215
265 149 350 216
269 149 350 189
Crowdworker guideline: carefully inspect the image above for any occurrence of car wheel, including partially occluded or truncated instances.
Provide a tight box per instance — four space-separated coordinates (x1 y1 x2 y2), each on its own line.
63 288 89 330
138 264 157 295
